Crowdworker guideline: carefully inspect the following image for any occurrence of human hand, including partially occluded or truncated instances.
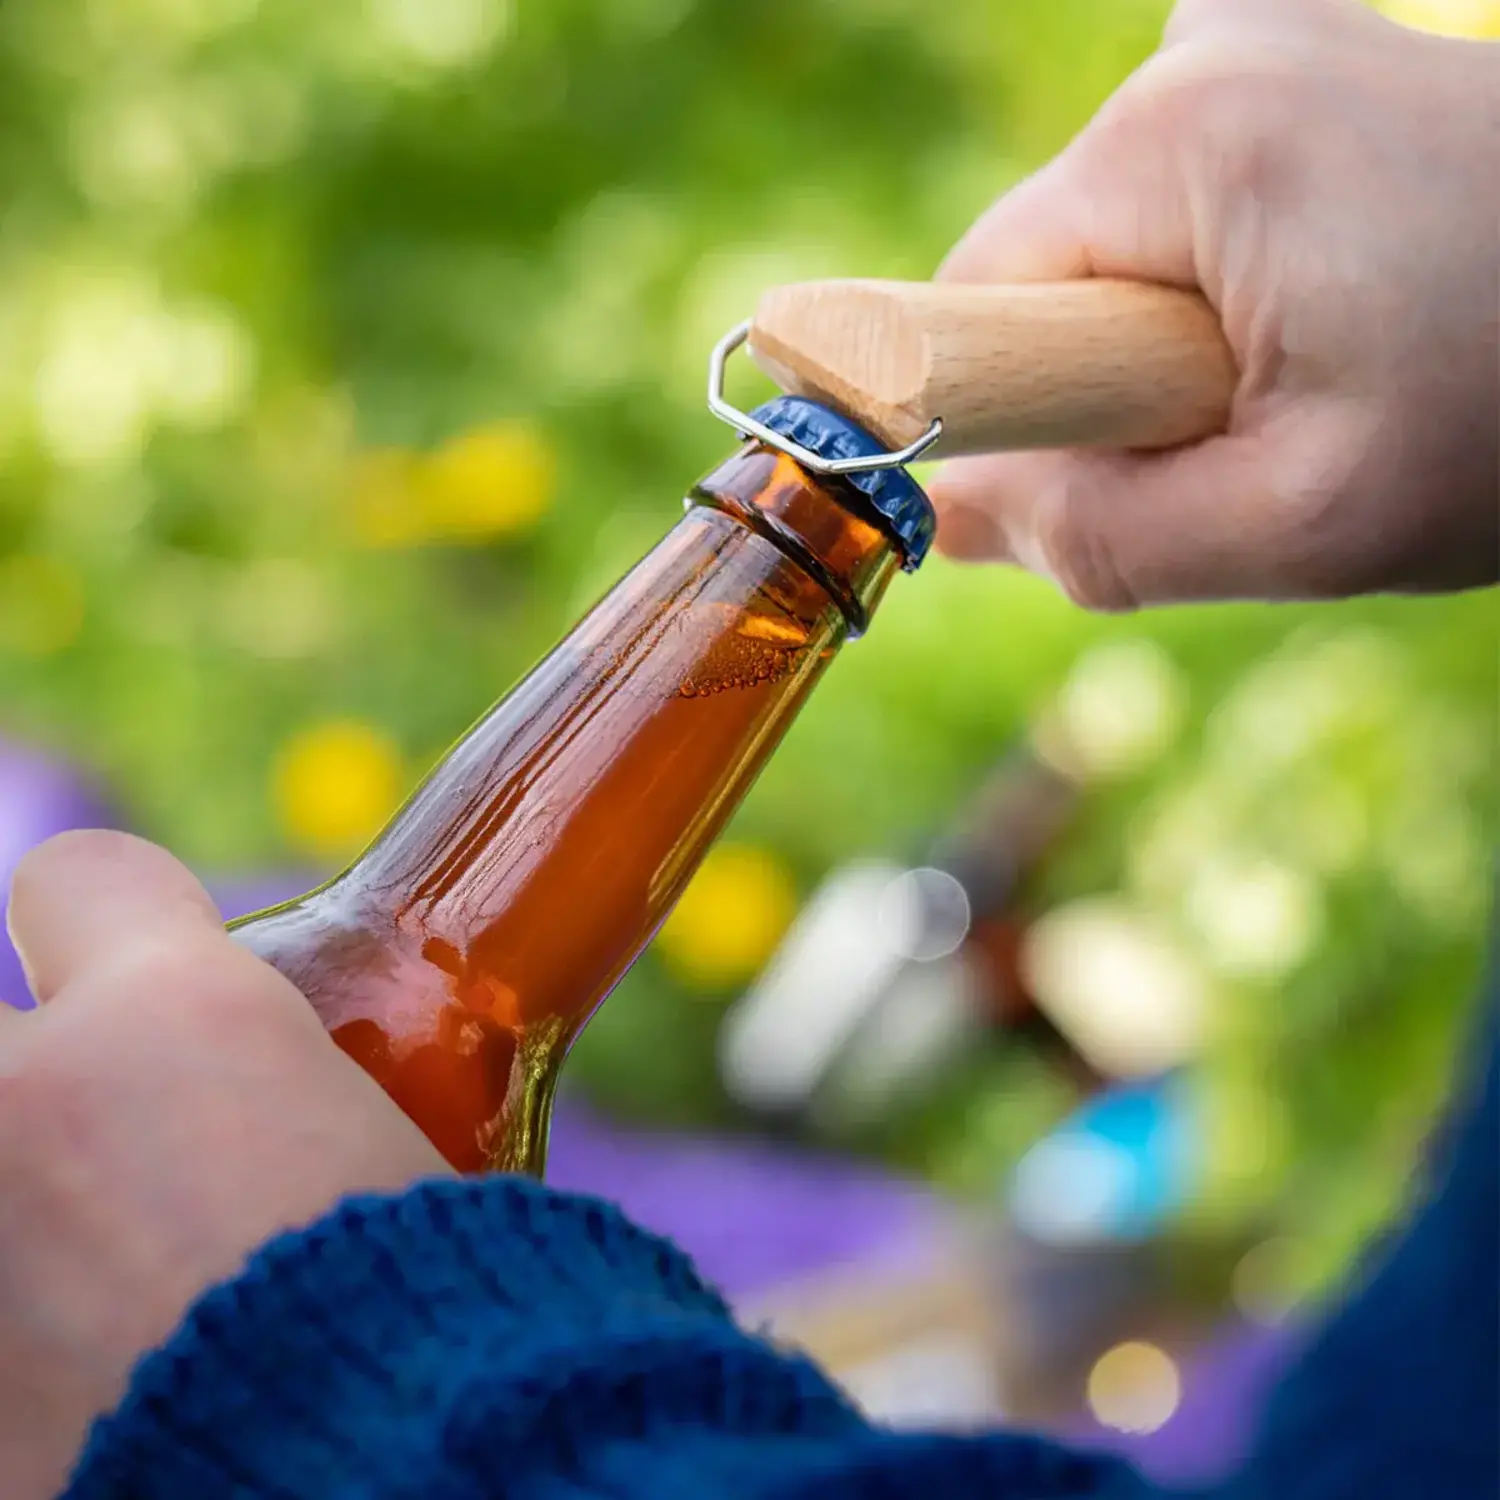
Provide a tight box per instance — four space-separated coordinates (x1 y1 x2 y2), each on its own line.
0 831 450 1500
931 0 1499 608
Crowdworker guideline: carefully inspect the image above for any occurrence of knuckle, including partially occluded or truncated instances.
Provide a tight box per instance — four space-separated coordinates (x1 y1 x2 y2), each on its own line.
1162 0 1270 47
1162 0 1217 45
1115 41 1250 119
1124 42 1293 180
96 936 299 1041
1261 425 1380 597
1031 477 1141 614
97 939 220 1010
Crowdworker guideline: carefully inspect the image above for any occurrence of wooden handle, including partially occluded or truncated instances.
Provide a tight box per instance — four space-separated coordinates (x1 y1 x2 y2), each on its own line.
748 278 1236 457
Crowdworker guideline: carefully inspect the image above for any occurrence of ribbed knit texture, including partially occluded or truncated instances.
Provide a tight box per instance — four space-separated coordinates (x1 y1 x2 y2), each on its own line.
64 1180 1145 1500
67 995 1497 1500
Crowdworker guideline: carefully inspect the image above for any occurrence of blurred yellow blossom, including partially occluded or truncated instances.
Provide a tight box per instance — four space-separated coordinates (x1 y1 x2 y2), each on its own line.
418 420 556 541
656 843 799 990
273 719 404 859
0 555 86 657
347 421 556 547
1378 0 1500 35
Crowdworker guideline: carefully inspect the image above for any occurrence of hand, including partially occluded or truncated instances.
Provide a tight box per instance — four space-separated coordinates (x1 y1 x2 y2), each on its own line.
0 831 450 1500
930 0 1499 608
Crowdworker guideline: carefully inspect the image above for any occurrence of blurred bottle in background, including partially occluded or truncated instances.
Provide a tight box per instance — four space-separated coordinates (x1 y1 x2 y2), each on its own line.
719 729 1101 1138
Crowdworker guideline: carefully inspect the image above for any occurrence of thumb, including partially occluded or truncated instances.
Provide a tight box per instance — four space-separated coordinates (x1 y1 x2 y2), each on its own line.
936 58 1206 290
7 830 225 1004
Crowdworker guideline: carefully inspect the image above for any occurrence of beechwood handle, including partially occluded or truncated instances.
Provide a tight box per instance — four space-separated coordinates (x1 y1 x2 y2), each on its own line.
748 278 1237 457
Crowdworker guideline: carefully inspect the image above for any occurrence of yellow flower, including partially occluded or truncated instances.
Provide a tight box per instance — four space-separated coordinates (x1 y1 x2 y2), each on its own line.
0 555 85 657
346 421 557 549
1378 0 1500 36
273 720 404 860
347 448 427 549
417 420 556 541
656 843 799 990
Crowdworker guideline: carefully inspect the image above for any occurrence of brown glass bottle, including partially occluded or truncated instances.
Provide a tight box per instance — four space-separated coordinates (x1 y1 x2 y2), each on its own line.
232 400 929 1175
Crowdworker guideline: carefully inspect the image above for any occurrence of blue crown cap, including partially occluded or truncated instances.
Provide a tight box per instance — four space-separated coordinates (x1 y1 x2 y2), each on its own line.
749 395 936 570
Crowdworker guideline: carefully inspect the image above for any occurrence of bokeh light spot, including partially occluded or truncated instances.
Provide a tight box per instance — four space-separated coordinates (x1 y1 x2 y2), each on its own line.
370 0 512 68
1054 639 1186 781
1187 856 1323 981
1021 898 1206 1078
153 303 256 428
1086 1341 1181 1434
224 558 337 660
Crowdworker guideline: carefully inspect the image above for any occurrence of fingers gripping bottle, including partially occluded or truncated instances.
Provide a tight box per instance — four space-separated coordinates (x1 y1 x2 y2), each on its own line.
231 396 936 1174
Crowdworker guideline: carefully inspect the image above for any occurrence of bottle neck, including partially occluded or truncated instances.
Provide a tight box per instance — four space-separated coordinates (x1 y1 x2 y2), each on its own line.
232 439 912 1176
690 445 902 637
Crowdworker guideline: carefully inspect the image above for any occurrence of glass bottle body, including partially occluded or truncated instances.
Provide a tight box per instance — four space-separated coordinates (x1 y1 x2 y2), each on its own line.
232 446 900 1174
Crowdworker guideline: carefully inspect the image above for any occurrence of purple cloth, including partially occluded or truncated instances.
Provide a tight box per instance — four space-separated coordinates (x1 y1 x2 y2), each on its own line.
0 744 117 1010
548 1102 946 1302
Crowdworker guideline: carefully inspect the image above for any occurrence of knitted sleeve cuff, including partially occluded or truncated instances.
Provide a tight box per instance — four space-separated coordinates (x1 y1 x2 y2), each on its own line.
64 1175 857 1498
64 1176 1148 1500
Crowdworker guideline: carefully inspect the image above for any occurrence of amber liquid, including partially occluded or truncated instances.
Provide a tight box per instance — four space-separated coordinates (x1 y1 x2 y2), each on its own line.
232 447 900 1174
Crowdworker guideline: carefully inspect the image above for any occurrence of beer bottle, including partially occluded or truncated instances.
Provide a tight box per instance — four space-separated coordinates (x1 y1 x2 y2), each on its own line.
231 396 935 1175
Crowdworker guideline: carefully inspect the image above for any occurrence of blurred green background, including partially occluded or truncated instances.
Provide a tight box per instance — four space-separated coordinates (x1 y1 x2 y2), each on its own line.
0 0 1494 1305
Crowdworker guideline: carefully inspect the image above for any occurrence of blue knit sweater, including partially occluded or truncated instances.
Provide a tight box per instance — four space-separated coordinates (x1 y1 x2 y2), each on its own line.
67 995 1497 1499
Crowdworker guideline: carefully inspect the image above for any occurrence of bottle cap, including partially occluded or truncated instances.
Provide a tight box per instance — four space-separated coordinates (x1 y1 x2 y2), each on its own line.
750 395 937 571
